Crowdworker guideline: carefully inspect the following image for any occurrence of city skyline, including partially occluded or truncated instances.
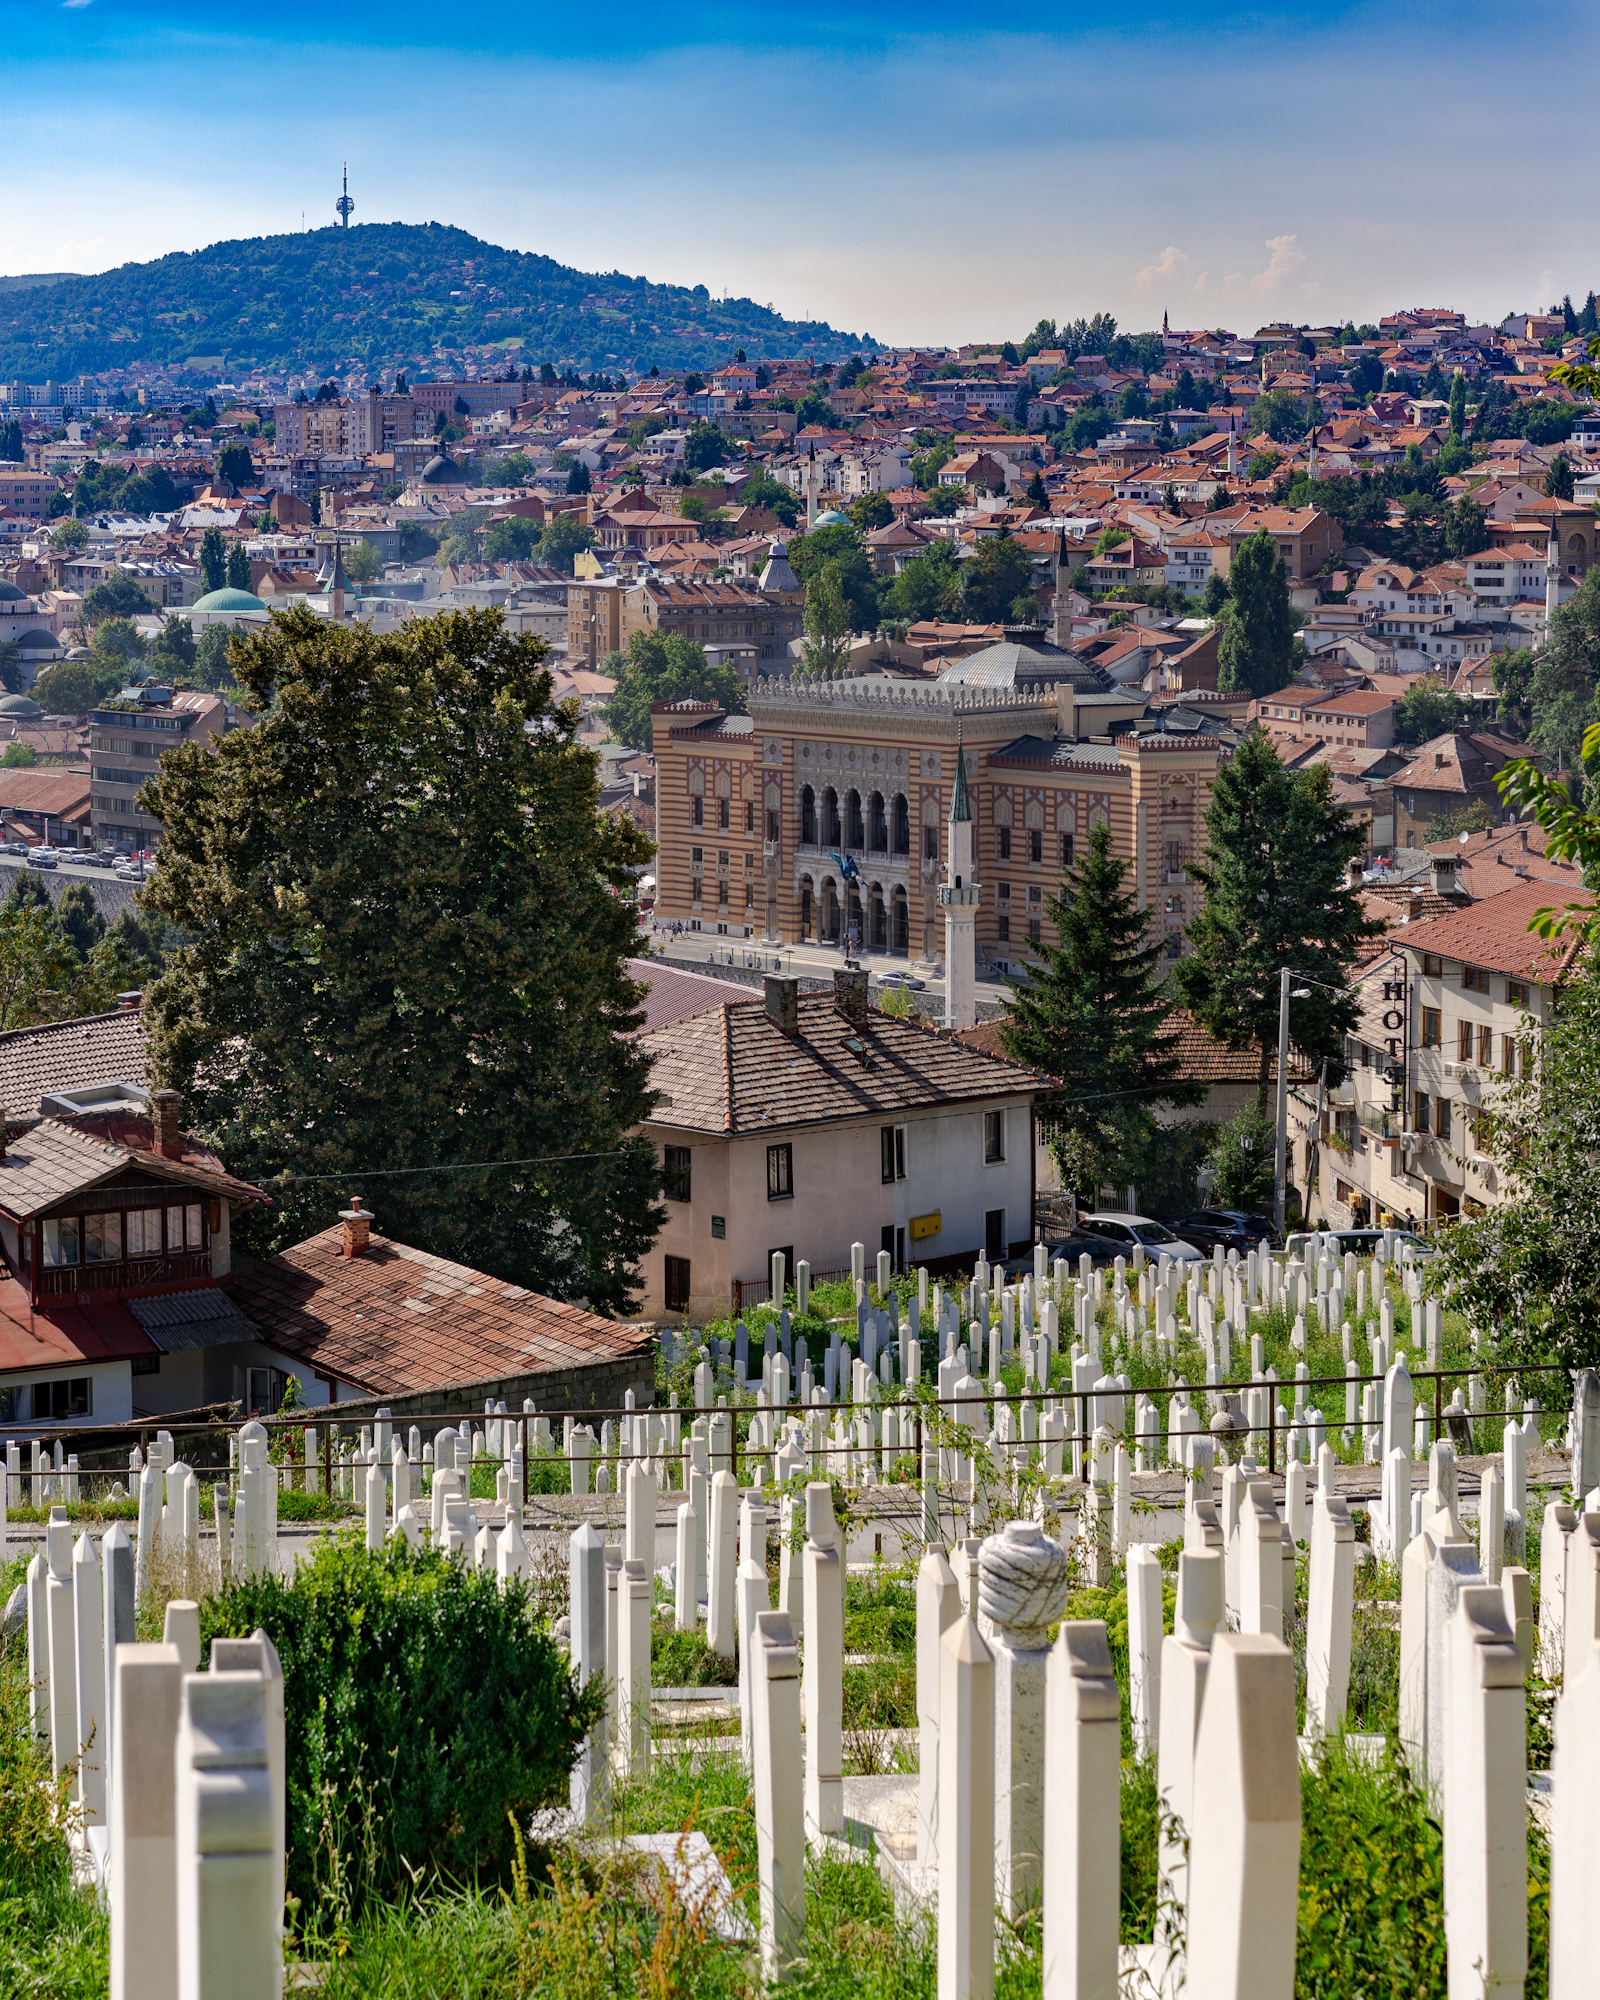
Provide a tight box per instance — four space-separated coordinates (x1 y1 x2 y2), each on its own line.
3 0 1597 348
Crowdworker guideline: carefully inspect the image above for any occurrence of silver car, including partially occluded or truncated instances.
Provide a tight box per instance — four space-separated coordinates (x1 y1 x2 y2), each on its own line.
1079 1211 1205 1262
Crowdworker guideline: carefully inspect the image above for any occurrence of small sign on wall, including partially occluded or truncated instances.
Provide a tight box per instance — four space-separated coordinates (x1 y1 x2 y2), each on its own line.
909 1211 941 1242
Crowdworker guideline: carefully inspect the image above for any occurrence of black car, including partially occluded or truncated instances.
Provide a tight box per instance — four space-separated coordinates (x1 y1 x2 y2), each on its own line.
1173 1209 1279 1255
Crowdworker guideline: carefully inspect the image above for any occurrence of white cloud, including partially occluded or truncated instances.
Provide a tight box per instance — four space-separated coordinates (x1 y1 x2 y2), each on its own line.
54 235 105 264
1133 245 1187 295
61 4 93 13
1249 233 1305 294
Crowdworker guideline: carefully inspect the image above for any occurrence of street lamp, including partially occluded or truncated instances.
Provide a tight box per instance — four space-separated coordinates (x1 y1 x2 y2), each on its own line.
1273 967 1312 1239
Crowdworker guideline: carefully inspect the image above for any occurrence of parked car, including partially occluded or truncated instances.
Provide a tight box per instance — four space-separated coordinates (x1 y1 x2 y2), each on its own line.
1001 1226 1133 1278
113 862 145 882
1079 1212 1205 1262
0 841 27 857
26 847 58 869
76 850 112 868
1286 1227 1436 1261
1173 1209 1278 1255
876 971 926 992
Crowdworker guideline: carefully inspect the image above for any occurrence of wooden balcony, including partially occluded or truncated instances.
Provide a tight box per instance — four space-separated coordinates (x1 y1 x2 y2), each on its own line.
34 1249 213 1301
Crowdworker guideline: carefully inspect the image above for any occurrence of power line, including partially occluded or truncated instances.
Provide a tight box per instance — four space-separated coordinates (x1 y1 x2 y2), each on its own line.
270 1149 631 1186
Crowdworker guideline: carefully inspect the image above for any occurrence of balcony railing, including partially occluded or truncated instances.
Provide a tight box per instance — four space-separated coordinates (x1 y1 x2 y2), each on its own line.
34 1249 213 1299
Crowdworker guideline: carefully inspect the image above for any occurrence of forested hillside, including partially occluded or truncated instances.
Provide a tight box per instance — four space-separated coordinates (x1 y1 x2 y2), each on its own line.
0 222 871 381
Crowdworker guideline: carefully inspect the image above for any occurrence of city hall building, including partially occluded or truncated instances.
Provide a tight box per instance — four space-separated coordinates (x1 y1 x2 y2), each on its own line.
650 630 1232 976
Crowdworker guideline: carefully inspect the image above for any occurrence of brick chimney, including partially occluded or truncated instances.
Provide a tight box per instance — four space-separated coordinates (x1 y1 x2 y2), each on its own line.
151 1088 184 1159
833 967 869 1025
339 1195 373 1258
764 974 799 1034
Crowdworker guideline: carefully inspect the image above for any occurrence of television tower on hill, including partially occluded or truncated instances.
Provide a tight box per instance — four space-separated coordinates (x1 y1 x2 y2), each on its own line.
335 165 354 229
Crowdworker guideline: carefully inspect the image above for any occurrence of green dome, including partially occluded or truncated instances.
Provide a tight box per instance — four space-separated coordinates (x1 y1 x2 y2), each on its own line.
0 694 42 717
814 508 848 528
192 587 266 613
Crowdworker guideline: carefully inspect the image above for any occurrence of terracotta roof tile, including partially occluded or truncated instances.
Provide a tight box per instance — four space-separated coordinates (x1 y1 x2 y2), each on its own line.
645 995 1050 1138
0 1008 148 1116
225 1227 653 1398
1394 879 1594 982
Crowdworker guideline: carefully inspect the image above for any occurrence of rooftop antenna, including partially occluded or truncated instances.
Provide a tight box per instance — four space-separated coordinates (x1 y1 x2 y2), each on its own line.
336 165 354 230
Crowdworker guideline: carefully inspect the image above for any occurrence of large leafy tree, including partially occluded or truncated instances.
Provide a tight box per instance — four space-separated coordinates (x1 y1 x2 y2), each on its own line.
1217 530 1296 696
961 531 1038 623
606 629 746 750
140 606 664 1312
1175 730 1383 1107
1001 821 1203 1199
800 565 852 679
1393 678 1470 745
786 522 880 631
881 542 962 624
81 570 152 627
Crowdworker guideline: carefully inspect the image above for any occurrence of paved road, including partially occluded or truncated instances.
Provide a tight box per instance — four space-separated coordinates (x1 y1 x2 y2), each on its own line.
0 857 144 921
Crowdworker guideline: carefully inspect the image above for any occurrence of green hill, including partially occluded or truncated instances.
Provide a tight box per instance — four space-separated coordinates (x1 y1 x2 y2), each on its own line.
0 222 873 383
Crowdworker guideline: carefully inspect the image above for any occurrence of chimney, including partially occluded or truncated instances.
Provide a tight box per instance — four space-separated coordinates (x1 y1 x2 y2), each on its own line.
151 1088 184 1159
1345 857 1364 889
116 991 142 1012
339 1194 373 1258
833 967 869 1025
1056 682 1077 741
1519 826 1529 852
764 974 799 1035
1430 854 1457 896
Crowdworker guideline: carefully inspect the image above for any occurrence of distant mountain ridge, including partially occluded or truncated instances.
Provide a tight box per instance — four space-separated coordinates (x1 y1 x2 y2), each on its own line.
0 221 873 383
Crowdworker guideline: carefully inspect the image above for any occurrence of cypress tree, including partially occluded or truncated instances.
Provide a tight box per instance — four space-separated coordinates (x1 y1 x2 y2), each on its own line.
1175 731 1383 1108
1216 529 1296 696
1002 821 1202 1192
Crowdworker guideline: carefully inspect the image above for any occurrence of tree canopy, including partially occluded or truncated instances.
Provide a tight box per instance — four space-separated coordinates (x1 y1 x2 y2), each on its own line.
1216 530 1295 696
1393 679 1472 745
786 523 880 632
1001 820 1203 1200
605 628 746 751
961 532 1038 624
1175 730 1383 1107
140 605 663 1312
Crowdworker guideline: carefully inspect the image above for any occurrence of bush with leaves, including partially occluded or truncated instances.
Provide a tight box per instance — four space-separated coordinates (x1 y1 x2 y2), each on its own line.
197 1537 602 1914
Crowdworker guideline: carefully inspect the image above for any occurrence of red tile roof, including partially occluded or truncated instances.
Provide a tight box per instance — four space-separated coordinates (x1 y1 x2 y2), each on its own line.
0 1275 156 1373
225 1228 653 1399
1393 879 1594 982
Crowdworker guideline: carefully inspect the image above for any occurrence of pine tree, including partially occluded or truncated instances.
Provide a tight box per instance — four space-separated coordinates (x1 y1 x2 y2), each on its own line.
1001 821 1202 1196
138 605 662 1313
1216 529 1295 696
1548 452 1575 502
225 543 251 591
1175 731 1384 1108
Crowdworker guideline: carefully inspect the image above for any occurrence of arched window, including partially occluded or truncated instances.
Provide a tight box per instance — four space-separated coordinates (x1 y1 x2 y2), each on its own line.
821 787 841 846
715 769 731 831
765 780 781 844
1165 894 1185 915
891 885 909 954
799 874 814 938
845 788 865 849
800 784 817 846
868 791 888 852
821 876 840 941
892 793 910 855
869 885 886 952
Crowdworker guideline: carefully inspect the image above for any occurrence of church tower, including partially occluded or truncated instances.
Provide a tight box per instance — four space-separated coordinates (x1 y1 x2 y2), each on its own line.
938 724 980 1031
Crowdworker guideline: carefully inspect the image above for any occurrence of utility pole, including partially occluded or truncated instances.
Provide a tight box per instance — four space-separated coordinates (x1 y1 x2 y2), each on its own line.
1273 966 1291 1240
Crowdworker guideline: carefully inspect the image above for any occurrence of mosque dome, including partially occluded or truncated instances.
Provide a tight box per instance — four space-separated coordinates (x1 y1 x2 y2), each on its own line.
813 508 848 528
192 587 266 613
422 455 464 484
0 581 29 603
0 694 42 717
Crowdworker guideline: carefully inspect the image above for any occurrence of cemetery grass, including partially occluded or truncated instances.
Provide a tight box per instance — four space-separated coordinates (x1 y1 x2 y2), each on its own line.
0 1552 110 2000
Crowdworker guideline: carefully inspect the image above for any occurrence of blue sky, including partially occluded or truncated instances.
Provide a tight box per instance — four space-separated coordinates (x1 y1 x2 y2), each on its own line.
4 0 1595 346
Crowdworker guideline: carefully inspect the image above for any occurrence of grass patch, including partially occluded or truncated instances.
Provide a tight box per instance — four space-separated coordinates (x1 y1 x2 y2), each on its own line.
652 1622 738 1688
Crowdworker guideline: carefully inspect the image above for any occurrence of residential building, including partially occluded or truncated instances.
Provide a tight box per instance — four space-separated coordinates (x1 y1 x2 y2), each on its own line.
89 684 241 852
1216 507 1343 585
1320 872 1592 1227
640 968 1049 1318
0 470 61 521
620 577 802 674
0 768 92 848
272 393 431 458
1378 729 1522 850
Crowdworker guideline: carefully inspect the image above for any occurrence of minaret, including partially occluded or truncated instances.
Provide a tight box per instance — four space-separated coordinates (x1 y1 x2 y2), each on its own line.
1545 533 1561 635
1226 432 1237 479
938 722 980 1031
805 443 820 532
329 536 347 621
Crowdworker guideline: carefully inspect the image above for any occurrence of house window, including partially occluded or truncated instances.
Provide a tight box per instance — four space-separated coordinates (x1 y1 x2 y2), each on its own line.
1028 918 1042 943
1029 829 1043 864
924 827 939 862
1463 964 1489 992
984 1110 1006 1163
718 799 729 830
766 1143 794 1201
692 847 703 865
745 801 754 833
997 912 1010 941
1507 981 1529 1009
663 1145 691 1202
664 1255 691 1313
1457 1019 1473 1061
693 797 703 827
997 827 1011 861
1477 1024 1492 1068
1421 955 1442 977
126 1209 164 1258
1421 1008 1441 1049
1060 833 1074 867
84 1213 123 1263
881 1124 906 1183
29 1376 91 1420
691 877 703 904
718 882 729 908
1415 1092 1431 1134
1437 1097 1453 1142
42 1218 80 1267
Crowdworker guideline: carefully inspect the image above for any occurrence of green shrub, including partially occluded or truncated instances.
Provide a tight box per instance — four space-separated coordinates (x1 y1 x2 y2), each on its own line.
197 1536 601 1915
651 1622 738 1688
